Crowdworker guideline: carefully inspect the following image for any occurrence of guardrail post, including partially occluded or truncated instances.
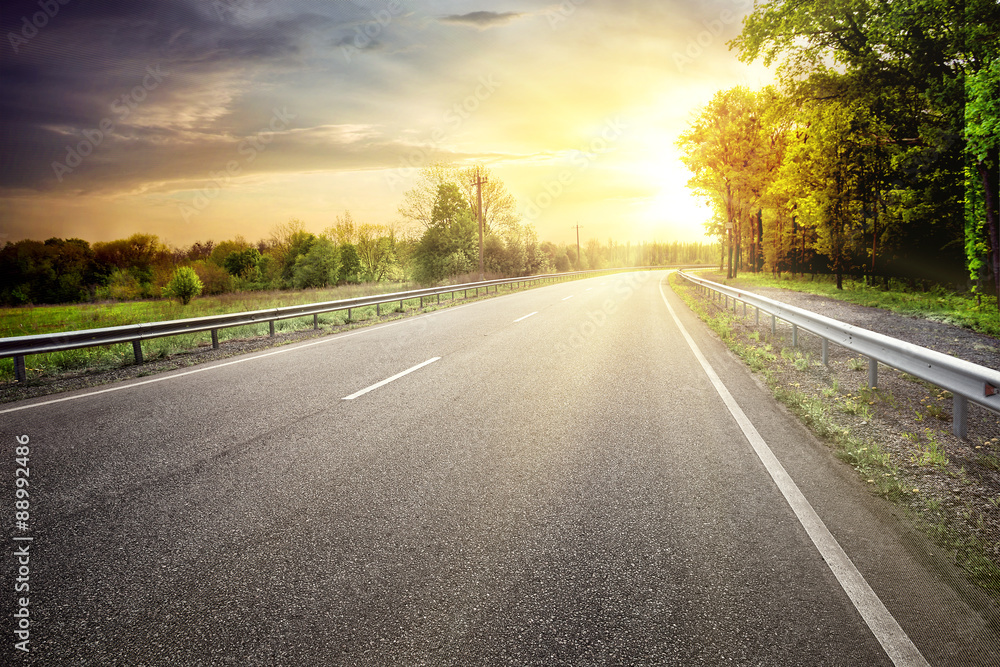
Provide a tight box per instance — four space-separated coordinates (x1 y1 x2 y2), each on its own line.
313 314 319 330
400 299 404 312
376 303 381 316
953 394 969 439
211 329 220 349
771 314 776 336
419 296 423 308
868 358 878 389
132 340 143 365
755 306 760 325
437 293 441 304
347 308 352 321
822 338 829 366
14 355 26 383
269 321 275 337
743 302 747 317
792 324 798 347
725 295 729 309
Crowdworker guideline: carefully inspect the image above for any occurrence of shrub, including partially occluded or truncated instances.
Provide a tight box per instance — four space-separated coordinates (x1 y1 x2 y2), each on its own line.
163 266 203 305
190 260 232 295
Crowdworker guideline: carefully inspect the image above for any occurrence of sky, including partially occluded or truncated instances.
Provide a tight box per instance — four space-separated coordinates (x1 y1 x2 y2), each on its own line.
0 0 774 249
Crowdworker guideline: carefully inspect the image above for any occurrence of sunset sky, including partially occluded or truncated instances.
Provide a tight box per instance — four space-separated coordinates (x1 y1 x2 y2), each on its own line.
0 0 774 249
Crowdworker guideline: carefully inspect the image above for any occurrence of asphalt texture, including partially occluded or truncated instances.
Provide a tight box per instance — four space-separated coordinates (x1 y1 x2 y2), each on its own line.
3 271 1000 665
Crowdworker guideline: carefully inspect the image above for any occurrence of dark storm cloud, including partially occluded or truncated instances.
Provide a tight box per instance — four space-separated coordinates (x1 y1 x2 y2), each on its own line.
0 0 349 192
439 11 524 29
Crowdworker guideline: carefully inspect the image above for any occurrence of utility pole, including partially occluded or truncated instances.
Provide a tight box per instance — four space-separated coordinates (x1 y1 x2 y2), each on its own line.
574 223 582 269
472 170 488 281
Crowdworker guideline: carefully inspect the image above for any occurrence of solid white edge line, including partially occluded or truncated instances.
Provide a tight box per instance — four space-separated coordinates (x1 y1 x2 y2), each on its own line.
658 278 929 667
514 312 538 323
341 357 440 401
562 295 574 301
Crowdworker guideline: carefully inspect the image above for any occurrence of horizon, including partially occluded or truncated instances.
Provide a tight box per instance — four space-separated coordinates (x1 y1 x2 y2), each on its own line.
1 0 774 249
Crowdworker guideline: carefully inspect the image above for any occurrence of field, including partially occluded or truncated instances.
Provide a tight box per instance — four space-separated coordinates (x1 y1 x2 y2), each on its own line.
0 279 450 381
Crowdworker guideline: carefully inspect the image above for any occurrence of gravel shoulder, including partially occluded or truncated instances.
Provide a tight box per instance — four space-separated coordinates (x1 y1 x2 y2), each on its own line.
674 271 1000 595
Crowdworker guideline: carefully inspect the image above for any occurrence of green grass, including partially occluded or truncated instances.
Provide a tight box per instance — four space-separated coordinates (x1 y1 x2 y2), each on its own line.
723 272 1000 338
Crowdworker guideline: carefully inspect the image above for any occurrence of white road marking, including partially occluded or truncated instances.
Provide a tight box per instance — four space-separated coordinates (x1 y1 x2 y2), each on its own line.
514 312 537 323
585 288 593 292
342 357 440 400
658 280 929 667
562 295 574 301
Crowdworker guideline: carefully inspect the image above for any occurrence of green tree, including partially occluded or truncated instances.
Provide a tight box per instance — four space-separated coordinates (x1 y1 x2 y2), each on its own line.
678 87 787 278
337 243 362 284
412 183 477 283
163 266 203 305
222 247 263 280
291 237 341 289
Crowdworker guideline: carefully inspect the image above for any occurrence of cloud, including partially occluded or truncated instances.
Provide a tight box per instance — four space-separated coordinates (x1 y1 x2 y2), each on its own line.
439 11 525 29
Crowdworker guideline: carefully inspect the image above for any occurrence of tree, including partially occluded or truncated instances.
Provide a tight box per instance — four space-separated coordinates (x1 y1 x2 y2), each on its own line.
163 266 203 305
222 247 263 280
967 55 1000 302
678 87 787 278
459 164 519 238
399 163 519 237
291 237 340 289
398 163 455 232
338 243 362 284
356 224 398 282
412 183 477 283
732 0 1000 298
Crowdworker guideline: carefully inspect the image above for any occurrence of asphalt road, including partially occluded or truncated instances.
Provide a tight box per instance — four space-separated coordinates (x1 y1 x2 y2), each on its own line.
3 271 999 665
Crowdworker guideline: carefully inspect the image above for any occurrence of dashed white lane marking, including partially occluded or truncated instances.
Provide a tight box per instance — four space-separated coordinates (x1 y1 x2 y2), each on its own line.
658 280 928 667
342 357 440 401
514 312 538 323
562 295 574 301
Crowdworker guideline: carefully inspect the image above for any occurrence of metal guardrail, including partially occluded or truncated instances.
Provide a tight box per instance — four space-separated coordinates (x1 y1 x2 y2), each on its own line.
677 270 1000 439
2 267 680 385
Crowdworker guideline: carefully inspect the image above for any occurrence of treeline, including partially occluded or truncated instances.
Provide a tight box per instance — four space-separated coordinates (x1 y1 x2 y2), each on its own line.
678 0 999 301
0 218 408 306
0 228 715 307
0 161 716 305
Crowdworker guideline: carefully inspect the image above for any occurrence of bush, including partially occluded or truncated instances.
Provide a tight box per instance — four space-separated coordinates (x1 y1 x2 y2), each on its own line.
163 266 204 305
190 260 232 295
96 268 144 301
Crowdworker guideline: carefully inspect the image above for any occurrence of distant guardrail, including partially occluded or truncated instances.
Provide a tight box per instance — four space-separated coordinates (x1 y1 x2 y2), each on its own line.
1 266 694 385
677 270 1000 439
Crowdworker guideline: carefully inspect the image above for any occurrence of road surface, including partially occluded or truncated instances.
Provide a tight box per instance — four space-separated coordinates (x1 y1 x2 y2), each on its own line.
3 271 999 665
